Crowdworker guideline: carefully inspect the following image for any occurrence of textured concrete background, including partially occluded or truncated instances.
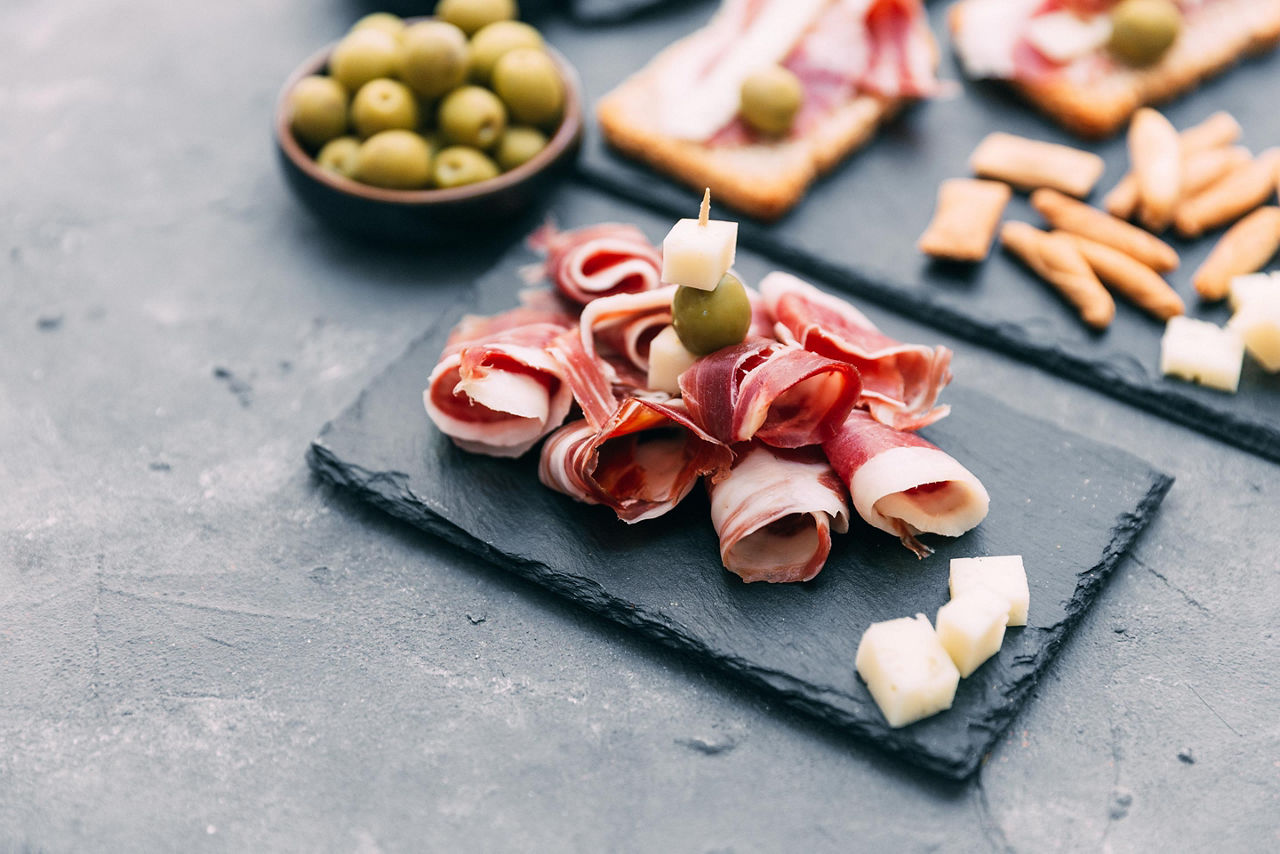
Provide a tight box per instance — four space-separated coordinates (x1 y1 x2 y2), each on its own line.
1 0 1276 851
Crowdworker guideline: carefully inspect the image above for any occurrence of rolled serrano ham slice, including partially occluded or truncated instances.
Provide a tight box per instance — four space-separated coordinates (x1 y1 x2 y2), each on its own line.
578 286 678 390
708 443 850 584
539 398 732 523
424 306 575 458
527 223 663 306
679 338 862 447
823 411 989 557
761 272 952 430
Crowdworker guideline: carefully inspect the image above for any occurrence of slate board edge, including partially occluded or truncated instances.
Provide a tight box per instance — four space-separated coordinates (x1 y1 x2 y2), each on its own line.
306 415 1174 780
574 169 1279 465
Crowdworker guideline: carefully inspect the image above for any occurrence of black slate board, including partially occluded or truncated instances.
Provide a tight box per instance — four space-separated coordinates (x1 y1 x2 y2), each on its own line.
307 186 1173 779
540 1 1280 463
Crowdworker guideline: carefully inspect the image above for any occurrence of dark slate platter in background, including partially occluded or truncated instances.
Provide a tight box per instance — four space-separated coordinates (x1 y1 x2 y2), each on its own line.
307 186 1173 779
537 1 1280 463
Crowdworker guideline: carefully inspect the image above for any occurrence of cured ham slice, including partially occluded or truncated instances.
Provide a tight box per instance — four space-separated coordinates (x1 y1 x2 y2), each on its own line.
823 411 989 558
761 272 952 431
578 286 678 389
678 338 862 447
527 223 663 306
540 328 732 522
708 443 850 583
424 305 575 458
539 399 731 523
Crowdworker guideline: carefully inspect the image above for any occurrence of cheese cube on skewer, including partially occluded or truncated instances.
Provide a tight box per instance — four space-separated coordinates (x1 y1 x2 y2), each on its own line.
1229 289 1280 372
1160 316 1245 393
662 189 738 291
950 555 1030 627
647 325 699 394
1228 272 1277 312
855 614 960 728
936 590 1010 678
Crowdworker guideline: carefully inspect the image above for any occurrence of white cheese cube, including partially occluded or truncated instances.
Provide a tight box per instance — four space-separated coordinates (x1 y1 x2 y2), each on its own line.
950 555 1030 627
1229 290 1280 372
662 218 737 291
855 614 960 729
646 325 699 394
1025 11 1112 64
1228 272 1277 312
936 590 1009 678
1160 316 1244 393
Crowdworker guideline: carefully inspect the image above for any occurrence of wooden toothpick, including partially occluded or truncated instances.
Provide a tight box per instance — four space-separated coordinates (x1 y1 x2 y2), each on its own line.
699 188 711 227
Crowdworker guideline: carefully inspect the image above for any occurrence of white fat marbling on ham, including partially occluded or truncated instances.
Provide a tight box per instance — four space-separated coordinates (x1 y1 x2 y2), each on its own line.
823 411 989 557
761 272 952 431
577 286 678 389
424 306 575 458
526 223 662 306
708 443 850 583
678 338 862 447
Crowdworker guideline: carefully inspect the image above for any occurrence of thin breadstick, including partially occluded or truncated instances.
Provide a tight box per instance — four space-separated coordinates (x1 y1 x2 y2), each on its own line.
1104 111 1242 219
1031 188 1179 272
1130 108 1182 232
1182 146 1252 198
1060 232 1185 321
918 179 1012 262
1001 222 1115 329
1175 149 1280 238
970 133 1104 198
1193 206 1280 301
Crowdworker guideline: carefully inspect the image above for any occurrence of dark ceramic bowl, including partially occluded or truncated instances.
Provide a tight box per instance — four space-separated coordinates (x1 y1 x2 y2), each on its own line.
274 29 583 244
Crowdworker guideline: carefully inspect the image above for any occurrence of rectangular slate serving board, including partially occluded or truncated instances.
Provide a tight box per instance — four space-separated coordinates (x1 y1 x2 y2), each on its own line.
307 187 1173 779
538 1 1280 463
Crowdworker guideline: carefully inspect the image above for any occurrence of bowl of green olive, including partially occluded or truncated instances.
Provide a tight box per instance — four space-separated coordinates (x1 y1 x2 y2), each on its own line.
275 3 582 244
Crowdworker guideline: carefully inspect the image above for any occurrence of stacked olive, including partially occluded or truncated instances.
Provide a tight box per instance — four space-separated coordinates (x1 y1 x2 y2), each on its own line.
285 2 566 192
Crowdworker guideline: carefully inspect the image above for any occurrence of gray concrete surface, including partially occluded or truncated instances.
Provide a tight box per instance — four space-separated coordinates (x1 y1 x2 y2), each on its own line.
1 1 1276 851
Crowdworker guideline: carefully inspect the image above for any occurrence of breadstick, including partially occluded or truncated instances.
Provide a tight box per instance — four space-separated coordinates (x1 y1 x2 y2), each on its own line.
1175 149 1280 238
1193 206 1280 301
1103 111 1242 219
971 133 1104 198
1060 232 1185 321
1130 108 1182 232
1182 146 1252 198
1001 222 1115 329
918 179 1012 262
1031 188 1179 272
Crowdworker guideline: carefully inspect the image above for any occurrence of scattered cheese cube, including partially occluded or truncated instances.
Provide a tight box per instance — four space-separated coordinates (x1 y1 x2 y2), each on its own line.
1228 272 1277 312
1229 289 1280 372
855 614 960 728
936 590 1010 678
1024 11 1112 65
646 325 699 394
950 555 1030 627
662 218 737 291
1160 316 1244 393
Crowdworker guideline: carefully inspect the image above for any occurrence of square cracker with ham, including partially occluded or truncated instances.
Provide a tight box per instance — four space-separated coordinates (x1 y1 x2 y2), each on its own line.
949 0 1280 138
598 0 939 221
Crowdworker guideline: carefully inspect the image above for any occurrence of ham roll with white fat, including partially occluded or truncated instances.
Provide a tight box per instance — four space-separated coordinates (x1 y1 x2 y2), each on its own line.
424 305 575 458
761 272 952 431
823 411 989 558
526 223 663 306
578 286 677 390
709 443 850 583
679 338 862 447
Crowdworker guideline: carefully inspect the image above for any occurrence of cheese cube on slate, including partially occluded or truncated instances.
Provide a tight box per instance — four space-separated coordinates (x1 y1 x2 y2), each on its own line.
950 555 1030 627
647 325 699 394
1228 272 1277 312
855 614 960 728
936 590 1010 678
662 218 737 291
1230 290 1280 372
1160 316 1244 393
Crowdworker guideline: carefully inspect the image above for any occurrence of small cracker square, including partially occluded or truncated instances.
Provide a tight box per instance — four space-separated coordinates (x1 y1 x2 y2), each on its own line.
918 179 1012 263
